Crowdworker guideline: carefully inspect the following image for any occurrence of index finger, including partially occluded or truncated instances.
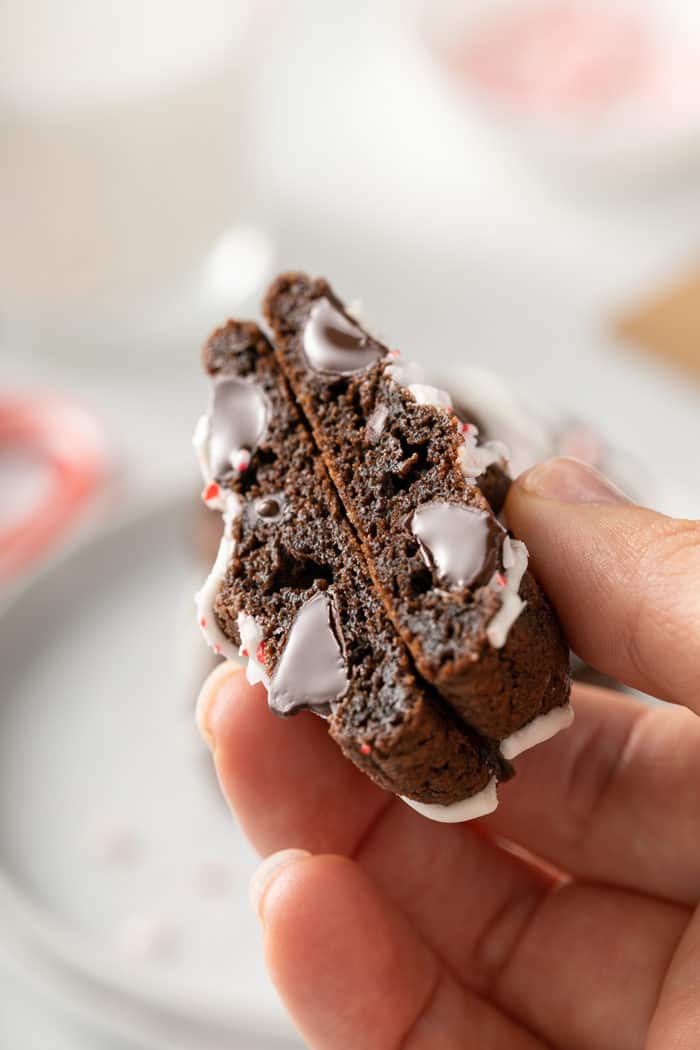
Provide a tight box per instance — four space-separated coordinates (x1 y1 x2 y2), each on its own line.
506 458 700 709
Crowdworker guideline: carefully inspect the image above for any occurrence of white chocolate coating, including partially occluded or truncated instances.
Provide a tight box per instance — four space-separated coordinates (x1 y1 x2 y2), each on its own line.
268 591 349 716
401 777 498 823
194 493 242 660
193 413 228 508
486 536 528 648
303 298 383 375
237 611 270 688
500 703 575 760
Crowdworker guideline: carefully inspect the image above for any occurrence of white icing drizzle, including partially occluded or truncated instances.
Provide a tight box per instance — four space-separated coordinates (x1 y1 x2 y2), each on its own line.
401 776 498 823
194 493 242 659
237 611 270 688
500 703 575 760
486 536 528 648
458 423 509 480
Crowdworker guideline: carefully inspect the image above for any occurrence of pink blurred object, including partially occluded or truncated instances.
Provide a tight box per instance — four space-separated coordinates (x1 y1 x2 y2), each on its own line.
453 2 655 114
0 394 108 581
419 0 700 185
446 1 700 122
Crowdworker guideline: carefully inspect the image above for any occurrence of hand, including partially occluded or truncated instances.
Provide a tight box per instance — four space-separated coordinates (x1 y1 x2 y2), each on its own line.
197 457 700 1050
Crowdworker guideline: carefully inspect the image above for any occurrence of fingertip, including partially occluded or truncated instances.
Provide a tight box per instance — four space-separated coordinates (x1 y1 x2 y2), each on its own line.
257 852 439 1050
506 461 700 707
249 847 314 921
513 457 630 507
195 659 250 750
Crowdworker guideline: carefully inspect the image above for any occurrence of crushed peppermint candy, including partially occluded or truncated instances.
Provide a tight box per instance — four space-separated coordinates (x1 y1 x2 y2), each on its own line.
237 612 270 687
366 403 389 443
486 536 528 648
230 448 251 473
202 482 221 505
458 424 509 480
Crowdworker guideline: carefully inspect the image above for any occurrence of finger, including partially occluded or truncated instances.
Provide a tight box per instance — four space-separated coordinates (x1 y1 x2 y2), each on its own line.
356 798 687 1050
483 683 700 905
203 666 690 1050
506 457 700 707
197 661 389 855
495 879 687 1050
251 850 546 1050
647 906 700 1049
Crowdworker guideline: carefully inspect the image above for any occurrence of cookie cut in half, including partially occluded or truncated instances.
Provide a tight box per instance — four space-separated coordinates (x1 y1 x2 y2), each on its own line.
194 320 506 818
193 276 573 822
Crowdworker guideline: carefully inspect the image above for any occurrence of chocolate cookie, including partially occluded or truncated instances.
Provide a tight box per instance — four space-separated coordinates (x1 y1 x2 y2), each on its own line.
263 273 571 739
194 320 504 811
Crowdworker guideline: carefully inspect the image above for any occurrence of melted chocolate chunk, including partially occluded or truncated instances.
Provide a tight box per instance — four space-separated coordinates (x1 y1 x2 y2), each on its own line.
255 496 284 520
411 502 500 590
268 591 349 716
209 377 268 477
302 298 384 375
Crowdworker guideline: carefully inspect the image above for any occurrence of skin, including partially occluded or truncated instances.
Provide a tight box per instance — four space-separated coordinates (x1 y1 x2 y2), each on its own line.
199 457 700 1050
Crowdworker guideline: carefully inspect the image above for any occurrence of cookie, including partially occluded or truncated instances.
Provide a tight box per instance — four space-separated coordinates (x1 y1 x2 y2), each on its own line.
263 273 571 739
194 320 504 812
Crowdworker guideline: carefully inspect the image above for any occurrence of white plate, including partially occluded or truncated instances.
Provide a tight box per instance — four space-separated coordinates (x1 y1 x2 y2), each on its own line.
0 493 298 1049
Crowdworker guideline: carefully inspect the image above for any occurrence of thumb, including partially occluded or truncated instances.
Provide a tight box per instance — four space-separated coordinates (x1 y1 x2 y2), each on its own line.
506 457 700 710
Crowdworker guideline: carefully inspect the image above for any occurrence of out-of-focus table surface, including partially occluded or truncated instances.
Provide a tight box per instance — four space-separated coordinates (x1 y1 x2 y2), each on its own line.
2 2 700 1046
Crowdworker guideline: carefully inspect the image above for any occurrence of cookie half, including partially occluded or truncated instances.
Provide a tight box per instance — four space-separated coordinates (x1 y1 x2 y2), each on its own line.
263 273 571 739
194 320 503 811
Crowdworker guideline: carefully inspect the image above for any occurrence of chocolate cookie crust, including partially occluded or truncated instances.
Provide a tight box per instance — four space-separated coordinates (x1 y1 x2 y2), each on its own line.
264 273 570 738
200 320 500 804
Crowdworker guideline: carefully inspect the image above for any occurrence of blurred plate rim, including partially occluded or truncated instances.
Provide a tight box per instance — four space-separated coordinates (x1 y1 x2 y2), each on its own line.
0 489 294 1049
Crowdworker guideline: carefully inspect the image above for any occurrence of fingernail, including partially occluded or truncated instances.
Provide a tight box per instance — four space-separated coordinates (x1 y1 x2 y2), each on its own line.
519 457 630 505
195 661 244 750
249 849 312 921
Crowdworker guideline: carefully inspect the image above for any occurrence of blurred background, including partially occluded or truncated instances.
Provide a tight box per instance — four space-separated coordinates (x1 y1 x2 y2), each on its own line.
2 1 700 1046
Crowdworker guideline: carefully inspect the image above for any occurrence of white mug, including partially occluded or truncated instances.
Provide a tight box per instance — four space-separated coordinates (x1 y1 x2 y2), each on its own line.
0 0 268 362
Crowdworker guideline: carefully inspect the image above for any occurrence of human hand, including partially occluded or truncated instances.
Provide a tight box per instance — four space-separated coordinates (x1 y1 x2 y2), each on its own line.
197 457 700 1049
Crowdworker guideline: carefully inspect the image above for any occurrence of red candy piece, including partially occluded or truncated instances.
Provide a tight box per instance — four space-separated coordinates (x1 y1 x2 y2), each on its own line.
203 482 220 503
360 743 371 755
200 617 207 629
241 647 249 658
256 640 265 664
0 394 107 582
